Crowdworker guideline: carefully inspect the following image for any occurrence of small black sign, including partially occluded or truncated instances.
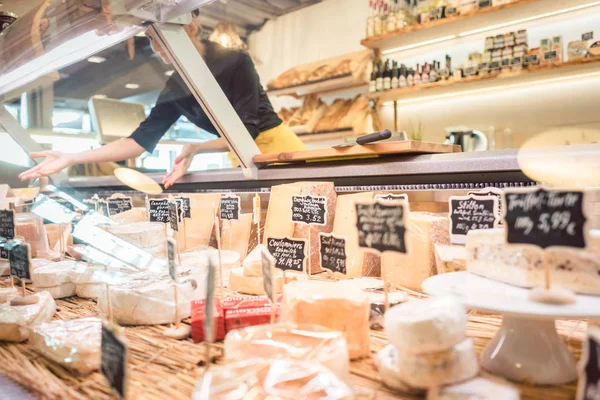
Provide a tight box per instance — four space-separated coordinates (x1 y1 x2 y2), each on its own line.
168 239 176 281
168 201 179 232
464 66 478 76
175 197 191 219
291 195 328 226
319 233 347 275
583 31 594 41
524 54 539 65
220 195 241 221
0 209 15 239
9 242 31 280
101 323 127 400
578 329 600 400
468 187 503 219
0 246 8 260
478 0 491 8
501 58 510 67
355 201 407 254
449 195 500 244
503 188 587 249
544 50 558 60
107 197 133 217
266 237 307 272
148 199 169 223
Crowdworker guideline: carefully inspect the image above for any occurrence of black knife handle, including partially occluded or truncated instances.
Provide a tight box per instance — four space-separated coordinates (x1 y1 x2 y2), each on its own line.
356 129 392 145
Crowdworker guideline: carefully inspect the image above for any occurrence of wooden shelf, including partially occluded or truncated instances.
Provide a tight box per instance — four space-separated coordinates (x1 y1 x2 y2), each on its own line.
267 74 367 98
361 0 598 53
366 57 600 103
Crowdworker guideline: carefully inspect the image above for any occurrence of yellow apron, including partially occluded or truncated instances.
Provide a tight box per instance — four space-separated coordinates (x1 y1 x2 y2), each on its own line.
229 123 306 167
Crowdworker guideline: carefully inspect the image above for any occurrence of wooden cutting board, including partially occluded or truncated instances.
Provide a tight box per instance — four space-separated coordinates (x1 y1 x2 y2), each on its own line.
253 140 461 164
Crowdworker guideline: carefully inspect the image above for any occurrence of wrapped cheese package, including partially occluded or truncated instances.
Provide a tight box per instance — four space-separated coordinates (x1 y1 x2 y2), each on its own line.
192 358 353 400
224 323 350 383
29 317 101 376
0 291 56 342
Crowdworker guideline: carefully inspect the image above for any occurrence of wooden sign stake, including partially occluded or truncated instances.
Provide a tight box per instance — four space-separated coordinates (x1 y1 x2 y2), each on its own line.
59 223 64 261
174 285 180 330
382 262 390 313
544 251 551 290
20 278 26 298
214 216 224 302
106 283 113 324
10 276 14 288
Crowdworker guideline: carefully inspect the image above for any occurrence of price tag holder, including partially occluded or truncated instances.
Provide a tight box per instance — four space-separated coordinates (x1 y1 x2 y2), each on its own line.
220 195 241 221
503 187 588 249
468 187 503 219
319 233 347 275
577 327 600 400
9 242 31 280
107 197 133 217
101 323 128 400
0 209 15 239
168 239 176 281
175 197 191 219
291 195 328 226
266 237 307 273
449 194 500 244
168 200 179 232
148 199 170 223
355 200 407 254
260 247 276 303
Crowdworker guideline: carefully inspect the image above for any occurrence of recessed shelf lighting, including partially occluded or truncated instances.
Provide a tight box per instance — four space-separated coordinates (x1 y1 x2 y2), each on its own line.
87 56 106 64
125 83 140 89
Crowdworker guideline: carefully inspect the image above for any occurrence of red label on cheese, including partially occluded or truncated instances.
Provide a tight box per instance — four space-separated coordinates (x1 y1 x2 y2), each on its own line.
191 298 225 343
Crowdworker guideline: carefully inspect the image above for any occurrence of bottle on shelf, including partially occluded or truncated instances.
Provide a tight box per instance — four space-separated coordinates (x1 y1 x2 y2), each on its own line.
369 61 378 93
391 61 400 89
375 61 384 92
399 64 407 88
374 0 384 36
430 62 438 82
421 63 430 84
387 0 398 33
383 60 392 90
407 68 415 86
414 64 422 85
366 0 376 38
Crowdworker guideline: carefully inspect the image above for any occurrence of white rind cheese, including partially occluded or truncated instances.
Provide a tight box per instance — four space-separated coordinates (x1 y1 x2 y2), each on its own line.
180 248 240 287
108 222 166 249
75 283 103 300
0 291 56 342
427 377 521 400
375 344 425 395
37 282 76 299
384 297 466 354
0 287 19 304
467 228 600 295
32 261 79 287
30 317 101 376
434 244 467 274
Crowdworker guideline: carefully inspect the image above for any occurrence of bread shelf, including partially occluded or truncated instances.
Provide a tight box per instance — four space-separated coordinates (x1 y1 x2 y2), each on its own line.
360 0 599 53
366 57 600 103
267 74 368 98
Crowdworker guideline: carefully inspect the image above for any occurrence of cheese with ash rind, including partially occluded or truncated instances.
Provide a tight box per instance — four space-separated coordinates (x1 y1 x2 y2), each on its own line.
30 317 101 376
37 282 76 299
108 222 166 249
384 297 466 354
32 260 80 288
241 245 266 277
467 228 600 295
332 192 381 277
280 280 370 360
434 244 467 273
427 377 520 400
222 214 253 259
0 291 56 342
224 322 351 383
375 344 425 395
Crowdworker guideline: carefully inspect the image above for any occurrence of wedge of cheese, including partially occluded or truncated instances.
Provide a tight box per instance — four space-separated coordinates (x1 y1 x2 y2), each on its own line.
110 207 147 224
241 244 265 277
383 212 450 291
0 291 56 342
229 267 286 295
263 182 337 274
180 248 240 287
176 193 221 251
466 228 600 295
332 192 381 277
280 280 370 360
30 318 101 376
434 244 467 274
108 222 166 249
221 214 253 259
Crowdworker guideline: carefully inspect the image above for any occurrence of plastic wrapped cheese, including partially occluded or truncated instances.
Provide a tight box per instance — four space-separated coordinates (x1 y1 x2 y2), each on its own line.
224 323 350 383
0 287 19 304
0 291 56 342
32 260 80 287
221 214 253 259
229 267 295 295
280 280 370 360
176 193 221 251
108 222 166 249
192 358 353 400
109 207 147 224
30 317 101 376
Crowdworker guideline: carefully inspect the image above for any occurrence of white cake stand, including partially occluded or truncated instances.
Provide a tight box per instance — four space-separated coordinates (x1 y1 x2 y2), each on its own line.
422 271 600 385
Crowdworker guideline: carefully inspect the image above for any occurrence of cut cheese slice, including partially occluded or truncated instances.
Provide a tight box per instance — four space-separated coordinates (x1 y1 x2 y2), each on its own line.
280 280 370 360
0 291 56 342
108 222 166 249
383 212 450 291
427 377 520 400
384 297 466 354
332 192 381 277
242 245 266 277
467 228 600 295
45 223 73 254
176 193 221 251
30 317 101 376
229 267 286 295
221 214 252 259
32 261 80 288
180 248 240 287
434 244 467 274
110 207 147 224
375 344 425 395
38 282 76 299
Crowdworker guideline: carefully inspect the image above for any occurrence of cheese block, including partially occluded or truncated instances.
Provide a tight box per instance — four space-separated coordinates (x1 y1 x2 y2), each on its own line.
32 258 53 271
0 287 18 304
180 248 240 287
434 244 467 273
384 212 450 291
38 282 76 299
108 222 166 249
375 345 425 395
30 317 101 376
384 297 466 354
176 193 221 251
76 283 103 300
382 340 479 390
263 182 337 274
32 261 80 288
280 280 370 360
242 245 266 277
332 192 381 277
97 279 196 325
0 291 56 342
221 214 253 259
427 377 520 400
110 207 147 224
229 267 286 295
467 228 600 295
224 322 350 383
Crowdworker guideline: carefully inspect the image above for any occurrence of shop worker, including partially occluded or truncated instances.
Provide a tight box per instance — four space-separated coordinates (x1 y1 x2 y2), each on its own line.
20 11 305 187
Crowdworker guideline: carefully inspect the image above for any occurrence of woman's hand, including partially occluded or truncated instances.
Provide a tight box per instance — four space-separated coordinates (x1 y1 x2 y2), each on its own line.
19 151 75 181
162 144 197 189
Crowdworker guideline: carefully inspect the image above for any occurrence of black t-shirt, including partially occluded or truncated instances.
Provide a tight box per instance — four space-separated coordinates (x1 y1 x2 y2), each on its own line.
129 41 281 153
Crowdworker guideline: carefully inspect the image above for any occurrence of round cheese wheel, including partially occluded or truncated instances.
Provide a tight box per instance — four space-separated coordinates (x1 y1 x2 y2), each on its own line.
384 296 466 354
36 282 76 299
32 261 79 288
375 344 424 395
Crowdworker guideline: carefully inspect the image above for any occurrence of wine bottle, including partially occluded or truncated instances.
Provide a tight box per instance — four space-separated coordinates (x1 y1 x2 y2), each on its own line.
369 61 378 93
391 61 399 89
383 60 392 90
375 61 384 91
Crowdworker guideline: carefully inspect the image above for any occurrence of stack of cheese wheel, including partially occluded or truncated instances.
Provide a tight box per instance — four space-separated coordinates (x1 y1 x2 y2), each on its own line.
378 297 479 393
32 261 81 299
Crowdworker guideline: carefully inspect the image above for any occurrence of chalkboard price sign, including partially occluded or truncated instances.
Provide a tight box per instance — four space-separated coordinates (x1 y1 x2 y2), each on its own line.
503 187 588 249
291 195 327 226
0 246 8 260
449 195 500 244
168 201 179 232
107 197 133 217
175 197 191 219
0 209 15 239
266 237 307 272
319 233 347 275
148 199 170 223
220 195 241 221
9 242 31 280
356 200 407 254
468 187 503 219
101 323 128 400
